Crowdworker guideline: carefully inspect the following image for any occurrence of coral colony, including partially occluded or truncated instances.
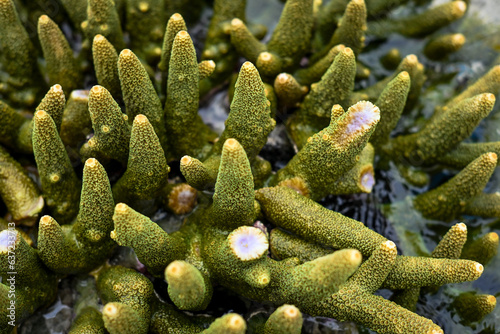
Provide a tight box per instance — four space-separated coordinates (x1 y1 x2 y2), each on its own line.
1 0 500 333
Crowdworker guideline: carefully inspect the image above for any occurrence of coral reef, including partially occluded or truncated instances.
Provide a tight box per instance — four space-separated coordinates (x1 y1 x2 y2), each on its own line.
0 0 500 333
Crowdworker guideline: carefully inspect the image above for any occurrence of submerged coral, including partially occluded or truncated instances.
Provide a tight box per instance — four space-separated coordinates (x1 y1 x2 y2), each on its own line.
0 0 500 333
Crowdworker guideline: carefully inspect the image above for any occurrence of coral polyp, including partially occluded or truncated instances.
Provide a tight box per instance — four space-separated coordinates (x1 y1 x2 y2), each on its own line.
0 0 499 333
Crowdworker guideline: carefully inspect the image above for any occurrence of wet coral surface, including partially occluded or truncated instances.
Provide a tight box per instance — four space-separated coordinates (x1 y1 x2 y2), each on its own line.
1 0 500 333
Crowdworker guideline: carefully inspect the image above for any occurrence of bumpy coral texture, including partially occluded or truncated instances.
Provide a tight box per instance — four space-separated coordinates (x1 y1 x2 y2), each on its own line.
0 0 499 334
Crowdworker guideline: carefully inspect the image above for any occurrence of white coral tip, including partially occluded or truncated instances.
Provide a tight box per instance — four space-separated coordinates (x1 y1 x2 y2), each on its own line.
345 101 380 136
360 168 375 192
229 226 269 261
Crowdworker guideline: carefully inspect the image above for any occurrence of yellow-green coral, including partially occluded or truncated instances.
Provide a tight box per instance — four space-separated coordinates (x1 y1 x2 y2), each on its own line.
1 0 500 333
38 158 114 274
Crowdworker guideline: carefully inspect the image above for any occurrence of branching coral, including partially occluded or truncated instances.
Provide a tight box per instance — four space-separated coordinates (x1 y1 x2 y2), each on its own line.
0 0 499 333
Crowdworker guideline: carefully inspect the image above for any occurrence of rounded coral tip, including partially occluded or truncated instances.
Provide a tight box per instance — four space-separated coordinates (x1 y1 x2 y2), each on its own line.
38 14 50 24
399 71 410 80
485 152 497 163
134 114 148 124
93 34 105 42
384 240 396 250
360 167 375 192
115 203 128 214
241 60 257 72
455 223 467 232
343 47 354 56
348 249 363 263
454 1 467 13
120 49 133 58
224 138 241 150
282 304 300 319
165 261 183 278
231 18 243 27
475 262 484 275
488 232 499 242
171 13 183 20
85 158 98 168
180 155 192 166
405 54 418 65
40 215 52 225
487 295 497 304
52 84 63 93
429 330 444 334
35 110 47 118
345 101 380 136
258 52 273 62
103 303 118 316
228 226 269 261
70 90 89 100
177 30 189 38
485 93 496 102
168 184 197 215
138 1 149 12
276 73 290 84
452 33 466 45
227 314 245 330
90 85 105 94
